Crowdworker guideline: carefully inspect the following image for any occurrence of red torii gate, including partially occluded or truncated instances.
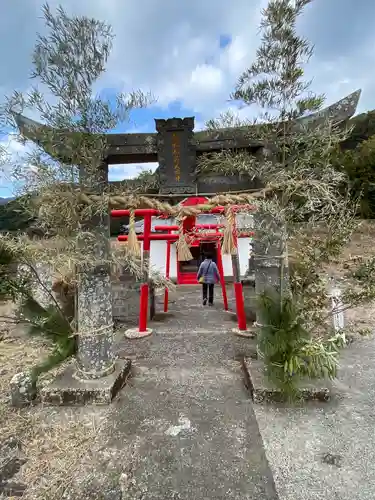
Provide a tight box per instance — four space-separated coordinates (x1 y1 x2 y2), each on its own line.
111 200 254 336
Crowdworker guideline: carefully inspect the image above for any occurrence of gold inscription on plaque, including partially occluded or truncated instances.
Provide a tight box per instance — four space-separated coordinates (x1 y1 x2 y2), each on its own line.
171 132 181 182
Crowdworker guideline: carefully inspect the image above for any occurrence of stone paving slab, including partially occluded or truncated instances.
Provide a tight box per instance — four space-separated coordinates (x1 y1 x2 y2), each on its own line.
111 286 279 499
40 360 132 405
109 361 278 500
243 357 331 403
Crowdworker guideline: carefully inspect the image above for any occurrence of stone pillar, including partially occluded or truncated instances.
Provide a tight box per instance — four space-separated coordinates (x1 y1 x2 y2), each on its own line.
253 211 288 325
30 262 56 309
75 161 115 380
17 256 72 321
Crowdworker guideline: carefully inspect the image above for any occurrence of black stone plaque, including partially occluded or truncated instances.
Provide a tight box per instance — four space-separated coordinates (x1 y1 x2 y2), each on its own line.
155 117 196 194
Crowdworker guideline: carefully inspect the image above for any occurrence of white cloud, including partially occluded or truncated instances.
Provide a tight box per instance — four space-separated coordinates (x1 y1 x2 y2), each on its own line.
1 0 375 198
0 133 28 180
157 63 225 111
1 133 26 156
2 0 374 119
190 64 223 91
0 133 47 196
108 162 158 181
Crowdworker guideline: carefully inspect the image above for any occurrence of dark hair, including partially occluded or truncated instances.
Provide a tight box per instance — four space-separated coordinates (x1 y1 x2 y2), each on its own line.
204 252 213 260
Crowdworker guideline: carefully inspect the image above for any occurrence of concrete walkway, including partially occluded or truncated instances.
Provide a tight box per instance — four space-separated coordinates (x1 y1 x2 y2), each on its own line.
112 286 278 499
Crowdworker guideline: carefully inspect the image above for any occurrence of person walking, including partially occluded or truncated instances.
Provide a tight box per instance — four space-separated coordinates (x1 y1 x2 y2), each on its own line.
196 252 220 306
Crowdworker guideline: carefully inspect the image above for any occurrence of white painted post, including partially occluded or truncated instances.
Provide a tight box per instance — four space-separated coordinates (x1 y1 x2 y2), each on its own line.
330 283 345 332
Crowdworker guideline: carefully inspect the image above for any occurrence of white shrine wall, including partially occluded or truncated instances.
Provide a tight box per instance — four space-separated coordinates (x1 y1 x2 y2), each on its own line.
238 237 251 276
149 240 168 276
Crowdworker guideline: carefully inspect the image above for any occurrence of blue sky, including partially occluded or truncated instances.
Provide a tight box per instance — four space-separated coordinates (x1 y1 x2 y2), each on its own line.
1 0 375 197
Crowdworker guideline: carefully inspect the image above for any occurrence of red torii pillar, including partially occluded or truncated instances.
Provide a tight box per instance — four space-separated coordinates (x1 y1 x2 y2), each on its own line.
231 222 247 331
112 208 158 338
139 212 152 333
228 206 255 336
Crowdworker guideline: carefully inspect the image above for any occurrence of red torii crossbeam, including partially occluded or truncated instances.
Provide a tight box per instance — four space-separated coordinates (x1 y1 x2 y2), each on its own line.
111 204 256 219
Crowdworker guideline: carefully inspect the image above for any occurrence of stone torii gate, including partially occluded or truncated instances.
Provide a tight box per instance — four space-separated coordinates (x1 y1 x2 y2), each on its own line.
11 90 361 405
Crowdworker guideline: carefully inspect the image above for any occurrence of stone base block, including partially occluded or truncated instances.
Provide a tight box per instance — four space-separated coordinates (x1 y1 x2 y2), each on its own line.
10 372 37 408
231 327 257 338
242 357 331 403
40 360 132 406
124 327 153 339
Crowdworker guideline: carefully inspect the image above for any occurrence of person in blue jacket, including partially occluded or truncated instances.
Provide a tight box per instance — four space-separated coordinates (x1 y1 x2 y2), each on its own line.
196 253 220 306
